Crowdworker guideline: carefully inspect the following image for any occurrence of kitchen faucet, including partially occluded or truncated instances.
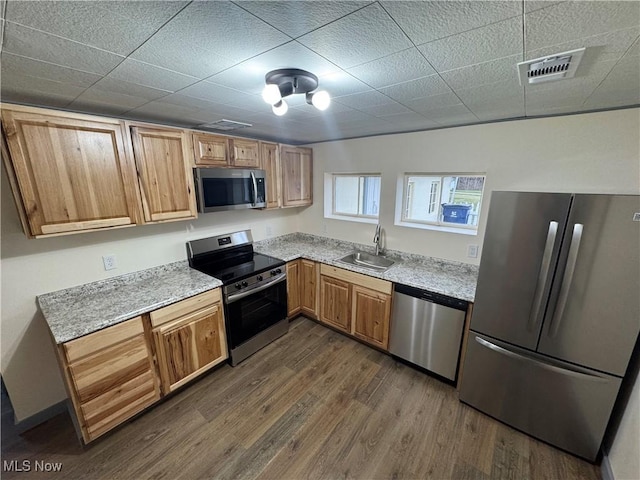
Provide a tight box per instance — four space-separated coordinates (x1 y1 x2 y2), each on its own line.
373 224 382 256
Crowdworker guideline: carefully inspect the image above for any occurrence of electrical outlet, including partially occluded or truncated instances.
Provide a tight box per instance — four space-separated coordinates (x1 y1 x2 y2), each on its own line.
467 245 479 258
102 254 117 271
322 223 328 234
265 225 273 237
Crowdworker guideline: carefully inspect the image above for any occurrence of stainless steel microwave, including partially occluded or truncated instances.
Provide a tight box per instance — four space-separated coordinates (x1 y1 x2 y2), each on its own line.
194 168 266 213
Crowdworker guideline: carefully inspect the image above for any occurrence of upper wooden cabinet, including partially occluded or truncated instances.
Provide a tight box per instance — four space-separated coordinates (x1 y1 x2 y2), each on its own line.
260 141 281 209
1 106 142 237
193 132 229 167
280 145 312 207
229 138 260 168
129 125 197 223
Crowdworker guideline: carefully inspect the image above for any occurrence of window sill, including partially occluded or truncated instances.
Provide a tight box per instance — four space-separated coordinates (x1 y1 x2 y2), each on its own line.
394 220 478 236
324 213 379 225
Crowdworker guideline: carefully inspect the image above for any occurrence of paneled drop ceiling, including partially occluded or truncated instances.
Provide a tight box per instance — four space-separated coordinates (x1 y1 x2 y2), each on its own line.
0 1 638 144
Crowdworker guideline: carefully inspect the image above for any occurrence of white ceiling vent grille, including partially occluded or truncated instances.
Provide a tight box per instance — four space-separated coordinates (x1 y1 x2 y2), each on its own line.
518 48 586 85
200 119 253 131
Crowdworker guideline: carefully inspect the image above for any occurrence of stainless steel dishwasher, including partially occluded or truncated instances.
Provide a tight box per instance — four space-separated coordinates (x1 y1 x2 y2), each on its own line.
389 284 468 381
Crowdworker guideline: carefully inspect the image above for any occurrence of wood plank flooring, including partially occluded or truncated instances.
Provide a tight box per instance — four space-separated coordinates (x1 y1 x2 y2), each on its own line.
1 318 602 480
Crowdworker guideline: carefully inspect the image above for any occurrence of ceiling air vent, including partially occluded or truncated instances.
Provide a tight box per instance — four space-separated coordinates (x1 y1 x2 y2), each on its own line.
517 48 585 85
200 119 253 131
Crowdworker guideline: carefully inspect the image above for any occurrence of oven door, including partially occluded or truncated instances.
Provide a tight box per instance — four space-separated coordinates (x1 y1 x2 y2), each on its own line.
224 275 287 349
195 168 266 213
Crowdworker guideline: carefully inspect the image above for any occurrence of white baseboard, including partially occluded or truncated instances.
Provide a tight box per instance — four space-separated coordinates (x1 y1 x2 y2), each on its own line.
601 450 615 480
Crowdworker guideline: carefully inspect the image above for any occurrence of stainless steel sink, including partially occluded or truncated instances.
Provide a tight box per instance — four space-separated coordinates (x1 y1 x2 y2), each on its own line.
337 251 395 271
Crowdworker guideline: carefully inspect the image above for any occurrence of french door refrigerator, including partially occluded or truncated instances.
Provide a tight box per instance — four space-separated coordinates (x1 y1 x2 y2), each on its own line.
459 191 640 462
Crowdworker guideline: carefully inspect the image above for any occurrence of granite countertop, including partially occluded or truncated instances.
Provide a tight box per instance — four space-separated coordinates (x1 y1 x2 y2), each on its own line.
38 261 222 344
255 233 478 302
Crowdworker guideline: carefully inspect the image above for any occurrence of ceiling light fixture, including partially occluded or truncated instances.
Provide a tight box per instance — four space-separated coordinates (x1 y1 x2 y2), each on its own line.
262 68 330 115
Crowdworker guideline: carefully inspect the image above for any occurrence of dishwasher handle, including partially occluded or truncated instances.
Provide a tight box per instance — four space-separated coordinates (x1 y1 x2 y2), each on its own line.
394 283 468 311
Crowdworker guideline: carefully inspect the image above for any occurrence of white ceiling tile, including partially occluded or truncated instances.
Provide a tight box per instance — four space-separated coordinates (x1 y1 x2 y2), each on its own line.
0 1 5 18
625 36 640 58
206 41 341 95
334 90 395 109
379 111 438 127
525 27 640 64
454 79 524 106
474 106 525 121
91 77 170 102
3 22 124 74
358 102 413 117
131 2 289 77
381 1 521 45
69 90 150 116
125 101 216 125
584 55 640 108
180 81 256 105
440 55 521 91
108 59 198 92
0 90 74 109
5 1 188 55
526 104 586 116
347 48 436 88
0 52 101 88
525 1 640 51
297 3 412 69
524 1 563 14
1 72 85 100
423 104 478 124
235 1 369 38
316 71 371 98
378 75 452 102
418 17 523 72
405 92 462 114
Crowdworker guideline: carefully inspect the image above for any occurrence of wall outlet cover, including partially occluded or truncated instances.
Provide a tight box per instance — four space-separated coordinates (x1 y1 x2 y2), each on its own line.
102 254 117 271
467 245 479 258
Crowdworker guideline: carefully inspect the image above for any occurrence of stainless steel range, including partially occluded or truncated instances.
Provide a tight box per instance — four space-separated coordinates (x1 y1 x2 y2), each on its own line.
187 230 288 366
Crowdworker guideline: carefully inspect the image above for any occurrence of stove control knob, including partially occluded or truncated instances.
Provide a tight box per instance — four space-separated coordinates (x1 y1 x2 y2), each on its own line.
242 281 248 287
270 270 277 276
234 283 242 290
257 275 263 281
275 268 282 274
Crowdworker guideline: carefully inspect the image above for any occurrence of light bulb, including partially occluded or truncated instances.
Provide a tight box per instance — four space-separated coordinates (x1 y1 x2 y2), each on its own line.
272 99 288 116
311 90 331 111
262 84 281 105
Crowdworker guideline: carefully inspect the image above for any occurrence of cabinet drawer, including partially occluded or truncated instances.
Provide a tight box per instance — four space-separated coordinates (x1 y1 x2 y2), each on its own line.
64 317 144 363
320 264 392 295
81 370 158 441
150 289 221 328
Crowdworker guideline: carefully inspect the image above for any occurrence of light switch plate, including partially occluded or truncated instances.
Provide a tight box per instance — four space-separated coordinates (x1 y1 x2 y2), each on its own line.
467 245 479 258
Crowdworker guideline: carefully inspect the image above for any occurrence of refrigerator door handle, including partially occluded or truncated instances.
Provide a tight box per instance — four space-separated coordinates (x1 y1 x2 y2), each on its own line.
475 335 608 382
548 223 584 338
527 221 559 332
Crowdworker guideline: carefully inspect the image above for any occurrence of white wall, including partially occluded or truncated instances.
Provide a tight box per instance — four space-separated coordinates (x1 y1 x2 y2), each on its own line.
299 109 640 264
0 167 300 421
299 108 640 480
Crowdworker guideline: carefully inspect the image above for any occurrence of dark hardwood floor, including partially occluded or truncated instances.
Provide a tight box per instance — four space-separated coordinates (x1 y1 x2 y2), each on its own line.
1 317 601 480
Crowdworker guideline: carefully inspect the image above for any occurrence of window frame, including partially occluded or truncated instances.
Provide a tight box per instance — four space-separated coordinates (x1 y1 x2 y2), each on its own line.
396 172 486 235
324 172 381 224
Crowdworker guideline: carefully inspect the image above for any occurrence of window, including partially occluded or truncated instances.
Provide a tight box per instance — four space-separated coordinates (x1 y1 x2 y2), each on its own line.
325 173 381 223
397 174 485 233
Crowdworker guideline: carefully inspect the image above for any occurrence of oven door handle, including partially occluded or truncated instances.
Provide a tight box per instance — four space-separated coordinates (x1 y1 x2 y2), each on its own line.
225 273 286 304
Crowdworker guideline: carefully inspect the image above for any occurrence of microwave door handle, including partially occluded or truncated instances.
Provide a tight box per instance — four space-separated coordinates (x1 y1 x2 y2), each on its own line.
250 171 258 207
547 223 583 338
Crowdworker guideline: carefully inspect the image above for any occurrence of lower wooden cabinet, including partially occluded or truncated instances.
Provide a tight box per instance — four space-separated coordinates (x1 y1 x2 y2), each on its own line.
286 260 301 317
151 289 227 395
300 259 318 318
58 317 160 443
319 264 393 350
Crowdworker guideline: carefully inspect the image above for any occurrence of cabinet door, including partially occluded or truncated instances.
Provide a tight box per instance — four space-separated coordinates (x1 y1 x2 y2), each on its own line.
230 138 260 168
352 286 392 350
319 275 351 333
130 126 197 223
287 260 301 317
155 304 227 394
300 259 318 318
1 108 141 237
61 317 160 443
260 141 280 209
193 133 229 166
280 145 312 207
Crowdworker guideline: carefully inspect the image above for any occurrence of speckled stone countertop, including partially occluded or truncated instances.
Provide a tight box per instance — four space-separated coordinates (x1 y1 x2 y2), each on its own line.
38 261 222 344
255 233 478 302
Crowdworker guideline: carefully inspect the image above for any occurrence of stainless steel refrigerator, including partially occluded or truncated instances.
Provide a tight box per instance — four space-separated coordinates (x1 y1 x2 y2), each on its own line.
459 192 640 461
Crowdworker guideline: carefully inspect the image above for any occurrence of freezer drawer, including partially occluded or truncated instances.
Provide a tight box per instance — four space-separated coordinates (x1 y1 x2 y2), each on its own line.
459 333 622 461
389 287 466 381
